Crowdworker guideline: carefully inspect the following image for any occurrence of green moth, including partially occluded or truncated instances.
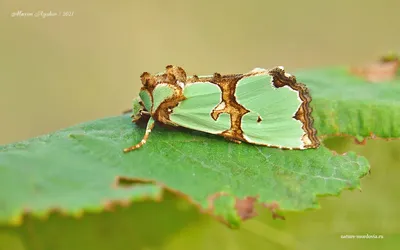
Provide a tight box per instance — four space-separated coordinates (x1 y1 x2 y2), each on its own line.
123 65 320 152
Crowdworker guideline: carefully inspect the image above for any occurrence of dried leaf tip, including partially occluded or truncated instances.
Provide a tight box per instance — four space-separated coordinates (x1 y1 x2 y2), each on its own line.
350 53 399 82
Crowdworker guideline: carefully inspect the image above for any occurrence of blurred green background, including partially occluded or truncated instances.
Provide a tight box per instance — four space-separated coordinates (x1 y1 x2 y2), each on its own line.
1 0 399 249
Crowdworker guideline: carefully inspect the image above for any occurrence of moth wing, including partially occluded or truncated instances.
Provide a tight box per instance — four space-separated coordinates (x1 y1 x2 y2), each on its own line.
235 74 313 149
152 84 175 112
169 82 231 134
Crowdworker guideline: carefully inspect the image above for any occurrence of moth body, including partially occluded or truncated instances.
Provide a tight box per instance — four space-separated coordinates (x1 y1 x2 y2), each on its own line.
123 65 320 152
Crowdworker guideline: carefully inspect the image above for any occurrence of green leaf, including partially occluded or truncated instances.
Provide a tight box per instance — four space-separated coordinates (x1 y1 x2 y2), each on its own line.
296 66 400 138
0 115 369 227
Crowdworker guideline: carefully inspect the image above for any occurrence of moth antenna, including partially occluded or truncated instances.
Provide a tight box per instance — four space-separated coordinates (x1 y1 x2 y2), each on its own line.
123 118 156 153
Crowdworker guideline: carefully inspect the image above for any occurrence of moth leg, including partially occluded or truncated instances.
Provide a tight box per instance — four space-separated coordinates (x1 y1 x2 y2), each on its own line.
131 113 142 122
140 110 150 116
123 117 155 153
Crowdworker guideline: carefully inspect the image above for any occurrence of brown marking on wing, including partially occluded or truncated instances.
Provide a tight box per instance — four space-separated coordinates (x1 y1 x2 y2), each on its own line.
268 67 320 148
140 72 157 92
139 66 188 125
140 65 187 92
166 65 187 83
212 74 249 142
189 74 200 82
185 72 249 142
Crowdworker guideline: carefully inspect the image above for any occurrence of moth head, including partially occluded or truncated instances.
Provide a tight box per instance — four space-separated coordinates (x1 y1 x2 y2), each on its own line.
131 96 150 125
132 96 144 115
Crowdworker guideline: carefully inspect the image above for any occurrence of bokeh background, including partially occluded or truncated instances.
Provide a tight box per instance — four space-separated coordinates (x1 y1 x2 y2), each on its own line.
1 0 400 144
1 0 399 249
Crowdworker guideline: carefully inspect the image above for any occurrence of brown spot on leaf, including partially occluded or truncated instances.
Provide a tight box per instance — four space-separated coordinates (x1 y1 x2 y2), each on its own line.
263 202 285 220
207 193 258 223
354 137 367 145
350 58 399 82
235 196 258 220
115 176 144 188
103 199 131 211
